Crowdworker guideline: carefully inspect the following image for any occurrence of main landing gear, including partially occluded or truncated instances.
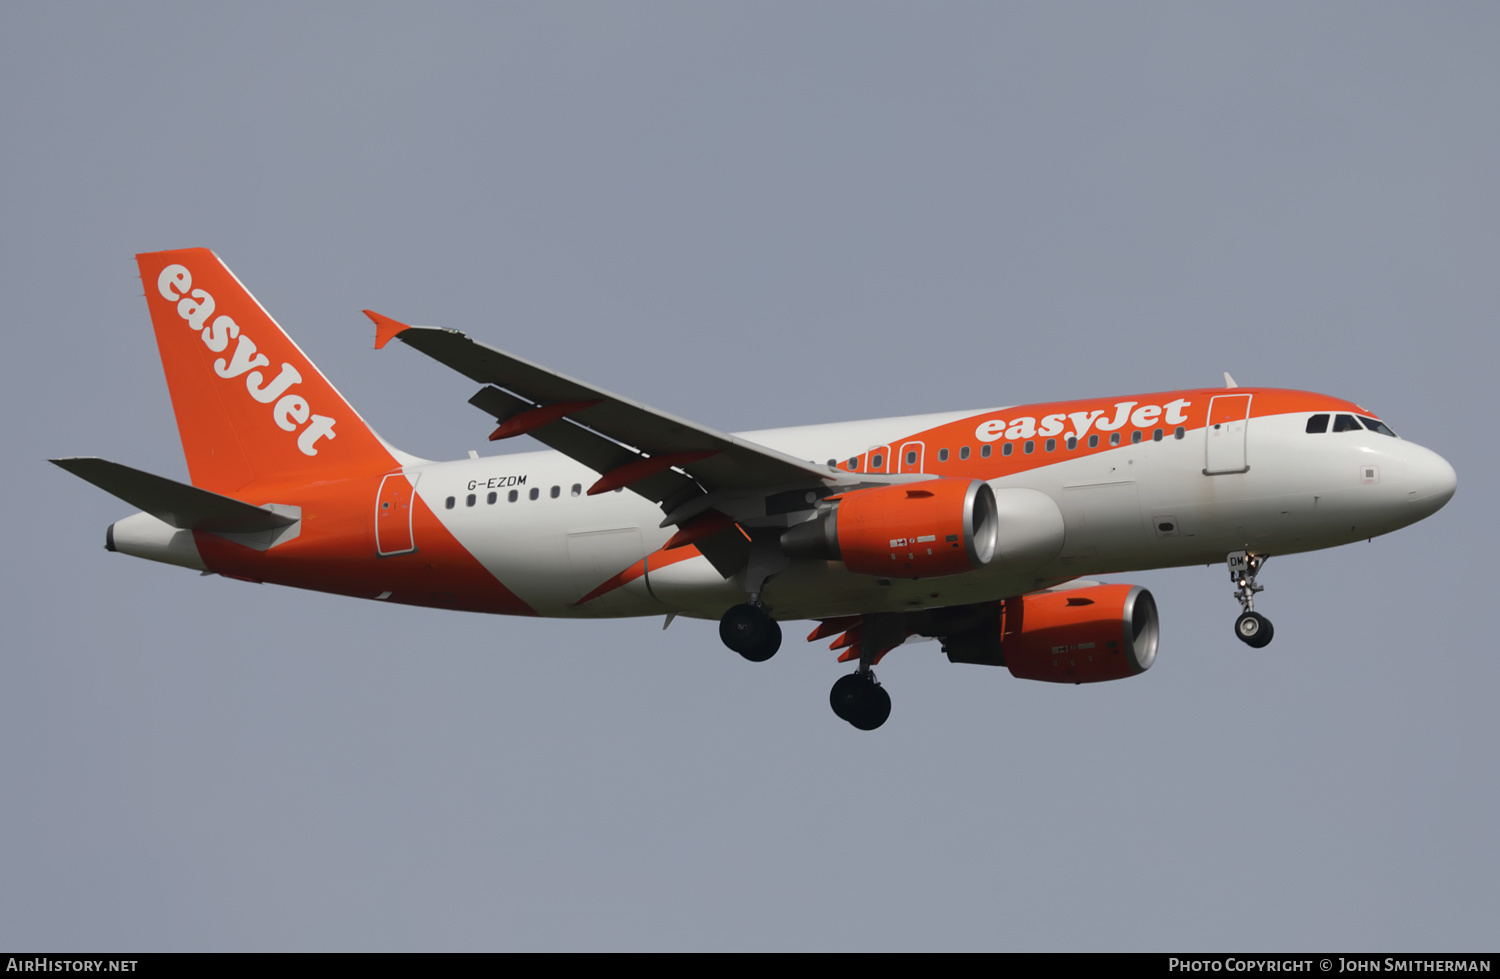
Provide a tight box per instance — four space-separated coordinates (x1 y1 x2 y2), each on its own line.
826 612 903 730
719 601 782 662
719 536 789 663
717 597 893 730
830 670 892 731
1228 550 1274 648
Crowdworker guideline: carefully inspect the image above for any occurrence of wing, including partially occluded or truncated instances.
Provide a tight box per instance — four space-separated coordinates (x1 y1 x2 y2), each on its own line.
365 312 861 576
366 312 844 505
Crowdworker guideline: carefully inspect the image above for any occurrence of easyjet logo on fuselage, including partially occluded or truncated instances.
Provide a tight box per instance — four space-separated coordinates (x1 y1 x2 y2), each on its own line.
972 398 1194 444
157 264 337 457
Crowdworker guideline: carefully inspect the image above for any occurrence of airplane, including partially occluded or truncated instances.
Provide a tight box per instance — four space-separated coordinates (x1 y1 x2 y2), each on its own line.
53 248 1457 730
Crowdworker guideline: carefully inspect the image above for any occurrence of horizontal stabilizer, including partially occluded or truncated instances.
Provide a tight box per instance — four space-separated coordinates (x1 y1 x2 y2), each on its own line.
50 457 297 532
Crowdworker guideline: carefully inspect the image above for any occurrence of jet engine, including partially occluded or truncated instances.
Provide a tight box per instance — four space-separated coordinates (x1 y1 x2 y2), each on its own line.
780 478 999 578
943 583 1158 683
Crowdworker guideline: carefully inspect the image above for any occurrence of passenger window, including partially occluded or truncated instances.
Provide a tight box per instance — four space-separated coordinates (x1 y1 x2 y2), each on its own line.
1359 416 1398 437
1111 433 1121 446
1174 426 1185 440
1065 437 1077 450
1333 414 1361 433
938 448 949 462
959 446 970 460
871 454 884 469
508 490 519 502
1001 443 1011 456
487 491 497 504
550 485 560 498
1024 440 1034 454
1044 438 1056 452
571 484 582 496
905 451 917 465
445 496 455 509
1131 431 1141 444
1088 435 1098 448
1152 429 1163 442
529 487 540 500
848 457 860 470
466 494 476 507
1306 414 1329 434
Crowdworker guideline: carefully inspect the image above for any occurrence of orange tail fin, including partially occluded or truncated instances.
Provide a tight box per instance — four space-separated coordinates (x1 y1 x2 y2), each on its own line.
137 248 398 495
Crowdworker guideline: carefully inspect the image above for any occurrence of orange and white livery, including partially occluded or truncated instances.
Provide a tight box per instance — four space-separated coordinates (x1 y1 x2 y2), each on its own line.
55 248 1457 729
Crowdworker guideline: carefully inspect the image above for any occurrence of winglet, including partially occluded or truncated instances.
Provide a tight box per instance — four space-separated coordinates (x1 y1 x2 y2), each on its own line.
363 309 413 350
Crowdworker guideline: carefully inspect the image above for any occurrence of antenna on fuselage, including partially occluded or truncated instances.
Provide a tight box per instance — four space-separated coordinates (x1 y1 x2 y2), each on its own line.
1223 372 1239 389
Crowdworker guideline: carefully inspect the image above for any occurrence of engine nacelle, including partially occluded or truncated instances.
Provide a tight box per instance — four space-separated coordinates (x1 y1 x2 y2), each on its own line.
944 583 1159 683
781 478 999 578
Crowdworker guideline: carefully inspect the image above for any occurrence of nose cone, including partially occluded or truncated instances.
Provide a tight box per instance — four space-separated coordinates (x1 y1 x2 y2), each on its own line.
1407 445 1457 521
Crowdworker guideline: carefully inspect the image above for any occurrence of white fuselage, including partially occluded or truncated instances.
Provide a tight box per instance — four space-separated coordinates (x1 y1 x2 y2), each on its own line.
413 407 1455 621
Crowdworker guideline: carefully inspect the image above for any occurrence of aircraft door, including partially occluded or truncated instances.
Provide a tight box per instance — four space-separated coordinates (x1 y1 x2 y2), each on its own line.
897 441 926 474
376 472 419 556
1204 395 1252 475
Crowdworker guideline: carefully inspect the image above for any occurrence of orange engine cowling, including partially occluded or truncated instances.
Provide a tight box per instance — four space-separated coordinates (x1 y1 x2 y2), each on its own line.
944 584 1159 683
780 478 999 578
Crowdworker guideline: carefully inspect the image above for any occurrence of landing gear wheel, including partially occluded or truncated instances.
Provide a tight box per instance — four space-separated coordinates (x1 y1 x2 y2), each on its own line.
1235 611 1274 648
829 673 863 722
850 683 892 731
719 603 782 662
829 672 892 730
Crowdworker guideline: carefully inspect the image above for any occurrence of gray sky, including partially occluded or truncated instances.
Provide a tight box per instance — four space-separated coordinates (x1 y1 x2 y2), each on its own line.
2 3 1495 951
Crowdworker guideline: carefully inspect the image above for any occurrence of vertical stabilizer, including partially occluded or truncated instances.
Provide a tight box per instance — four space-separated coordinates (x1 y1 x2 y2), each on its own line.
136 249 398 495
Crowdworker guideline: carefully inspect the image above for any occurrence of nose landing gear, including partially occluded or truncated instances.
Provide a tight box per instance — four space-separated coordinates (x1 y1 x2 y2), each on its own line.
1228 550 1274 648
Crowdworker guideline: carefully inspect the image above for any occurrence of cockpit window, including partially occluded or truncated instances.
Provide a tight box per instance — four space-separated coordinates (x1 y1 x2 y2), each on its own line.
1359 416 1398 438
1332 414 1362 433
1306 413 1329 434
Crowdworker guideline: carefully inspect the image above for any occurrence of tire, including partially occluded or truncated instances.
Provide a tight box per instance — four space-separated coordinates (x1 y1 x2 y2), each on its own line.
719 603 782 661
848 682 892 731
830 673 864 721
1234 611 1274 649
